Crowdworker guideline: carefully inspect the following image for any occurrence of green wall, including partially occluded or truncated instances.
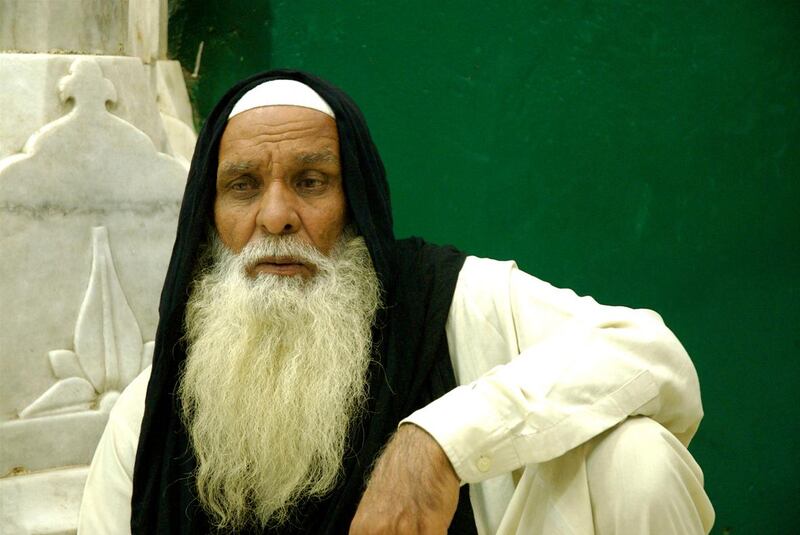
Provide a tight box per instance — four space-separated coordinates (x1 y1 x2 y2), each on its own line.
169 2 800 532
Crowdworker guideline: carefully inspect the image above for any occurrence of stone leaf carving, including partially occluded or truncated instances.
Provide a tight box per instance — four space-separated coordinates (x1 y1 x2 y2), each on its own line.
49 350 85 380
18 378 96 418
20 227 153 419
74 226 144 393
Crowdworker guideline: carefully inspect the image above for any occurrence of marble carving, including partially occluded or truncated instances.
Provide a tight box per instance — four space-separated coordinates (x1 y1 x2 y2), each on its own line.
0 11 194 529
20 226 155 419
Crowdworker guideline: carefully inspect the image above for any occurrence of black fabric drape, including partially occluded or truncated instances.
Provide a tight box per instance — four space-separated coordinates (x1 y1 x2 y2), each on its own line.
131 70 476 533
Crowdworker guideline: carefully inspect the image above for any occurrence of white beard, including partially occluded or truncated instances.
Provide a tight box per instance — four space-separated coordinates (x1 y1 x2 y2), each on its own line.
179 230 381 529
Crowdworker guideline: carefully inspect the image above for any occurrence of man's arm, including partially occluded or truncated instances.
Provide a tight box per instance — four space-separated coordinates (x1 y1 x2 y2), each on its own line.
352 256 703 533
78 367 150 534
404 256 702 483
349 425 459 535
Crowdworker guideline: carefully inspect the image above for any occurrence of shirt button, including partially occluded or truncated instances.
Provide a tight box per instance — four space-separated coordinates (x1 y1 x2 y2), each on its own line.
476 455 492 473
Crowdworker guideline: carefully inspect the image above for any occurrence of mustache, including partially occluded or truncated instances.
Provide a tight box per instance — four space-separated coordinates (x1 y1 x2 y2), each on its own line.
217 235 330 273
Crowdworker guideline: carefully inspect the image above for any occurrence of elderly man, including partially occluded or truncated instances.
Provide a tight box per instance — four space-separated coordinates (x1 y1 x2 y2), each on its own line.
78 71 714 534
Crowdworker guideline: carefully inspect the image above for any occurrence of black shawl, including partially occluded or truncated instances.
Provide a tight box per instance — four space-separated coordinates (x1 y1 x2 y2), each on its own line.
131 70 476 533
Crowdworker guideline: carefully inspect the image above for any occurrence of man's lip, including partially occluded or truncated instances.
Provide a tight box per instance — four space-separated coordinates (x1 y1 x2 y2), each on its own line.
248 257 314 276
260 256 303 265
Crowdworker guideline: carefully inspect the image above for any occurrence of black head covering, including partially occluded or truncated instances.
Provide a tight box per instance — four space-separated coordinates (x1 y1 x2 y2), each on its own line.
131 70 474 533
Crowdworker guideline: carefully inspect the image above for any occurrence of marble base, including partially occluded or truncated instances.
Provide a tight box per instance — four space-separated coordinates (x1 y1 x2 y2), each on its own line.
0 466 89 535
1 412 109 476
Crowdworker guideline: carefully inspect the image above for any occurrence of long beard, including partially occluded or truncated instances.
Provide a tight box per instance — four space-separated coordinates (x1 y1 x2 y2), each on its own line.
179 231 381 530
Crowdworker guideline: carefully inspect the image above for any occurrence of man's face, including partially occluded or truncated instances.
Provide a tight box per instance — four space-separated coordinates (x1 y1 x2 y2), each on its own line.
214 105 347 278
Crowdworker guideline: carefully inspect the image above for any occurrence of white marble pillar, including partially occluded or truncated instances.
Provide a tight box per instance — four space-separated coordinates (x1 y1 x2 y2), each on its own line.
0 2 196 533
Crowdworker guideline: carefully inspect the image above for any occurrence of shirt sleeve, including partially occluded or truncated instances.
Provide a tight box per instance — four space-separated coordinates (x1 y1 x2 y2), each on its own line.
401 256 703 484
77 366 150 534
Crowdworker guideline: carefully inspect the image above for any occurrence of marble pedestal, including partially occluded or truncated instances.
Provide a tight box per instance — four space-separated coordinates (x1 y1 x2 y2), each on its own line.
0 51 194 534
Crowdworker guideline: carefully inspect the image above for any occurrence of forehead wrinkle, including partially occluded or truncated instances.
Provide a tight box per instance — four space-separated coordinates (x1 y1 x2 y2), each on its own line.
241 115 331 134
244 129 337 145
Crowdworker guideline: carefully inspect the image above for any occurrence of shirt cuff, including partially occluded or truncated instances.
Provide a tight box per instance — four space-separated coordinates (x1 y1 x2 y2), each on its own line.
401 379 525 483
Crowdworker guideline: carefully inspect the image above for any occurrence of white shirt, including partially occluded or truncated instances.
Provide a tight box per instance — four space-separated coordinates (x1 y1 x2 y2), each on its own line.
402 257 702 532
78 256 703 533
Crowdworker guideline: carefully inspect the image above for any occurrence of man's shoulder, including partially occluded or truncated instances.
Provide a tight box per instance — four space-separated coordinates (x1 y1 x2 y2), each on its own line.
393 239 527 298
394 239 520 279
393 237 467 288
449 256 520 313
107 366 151 436
459 255 518 277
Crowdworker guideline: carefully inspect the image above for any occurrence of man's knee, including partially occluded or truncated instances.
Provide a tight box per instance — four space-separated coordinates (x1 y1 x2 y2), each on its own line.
586 417 714 534
590 417 693 498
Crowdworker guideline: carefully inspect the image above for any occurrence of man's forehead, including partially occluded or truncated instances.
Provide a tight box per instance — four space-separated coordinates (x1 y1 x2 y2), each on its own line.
216 108 341 178
218 105 340 151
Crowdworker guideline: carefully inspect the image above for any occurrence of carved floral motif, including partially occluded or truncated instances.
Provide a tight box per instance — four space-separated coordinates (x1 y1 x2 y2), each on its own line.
20 227 154 418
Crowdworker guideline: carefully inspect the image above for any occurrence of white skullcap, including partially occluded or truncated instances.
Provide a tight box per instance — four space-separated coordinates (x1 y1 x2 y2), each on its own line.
228 79 335 120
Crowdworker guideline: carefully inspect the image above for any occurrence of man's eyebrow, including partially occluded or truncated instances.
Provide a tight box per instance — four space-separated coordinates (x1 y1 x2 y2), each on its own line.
295 149 339 165
218 161 257 177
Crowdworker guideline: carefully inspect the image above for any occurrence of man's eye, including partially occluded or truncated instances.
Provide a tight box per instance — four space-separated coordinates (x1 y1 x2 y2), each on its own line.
297 176 326 190
229 179 256 192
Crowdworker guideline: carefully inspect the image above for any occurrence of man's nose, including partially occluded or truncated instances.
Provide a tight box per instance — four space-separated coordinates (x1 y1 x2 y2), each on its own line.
256 181 300 236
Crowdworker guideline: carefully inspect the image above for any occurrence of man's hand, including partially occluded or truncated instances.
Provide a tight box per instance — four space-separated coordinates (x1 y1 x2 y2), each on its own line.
349 424 460 534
